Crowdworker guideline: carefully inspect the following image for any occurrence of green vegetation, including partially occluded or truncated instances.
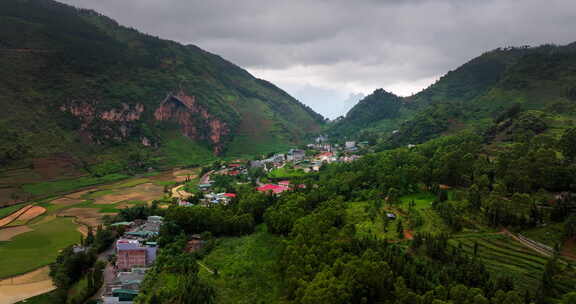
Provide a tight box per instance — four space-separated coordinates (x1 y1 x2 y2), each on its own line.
267 167 306 179
0 217 81 278
329 43 576 151
22 174 129 196
199 225 284 304
159 134 216 167
15 291 60 304
0 0 323 174
0 203 25 218
449 234 550 291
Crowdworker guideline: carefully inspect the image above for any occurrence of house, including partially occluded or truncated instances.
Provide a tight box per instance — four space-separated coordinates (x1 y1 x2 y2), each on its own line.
198 183 212 191
316 152 333 161
227 170 240 176
288 149 306 161
278 180 290 187
178 200 193 207
256 184 290 195
223 193 236 199
386 213 397 220
116 239 157 270
345 141 356 149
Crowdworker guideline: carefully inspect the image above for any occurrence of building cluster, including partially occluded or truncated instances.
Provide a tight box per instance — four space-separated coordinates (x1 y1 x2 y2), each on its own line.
101 216 164 304
250 149 306 170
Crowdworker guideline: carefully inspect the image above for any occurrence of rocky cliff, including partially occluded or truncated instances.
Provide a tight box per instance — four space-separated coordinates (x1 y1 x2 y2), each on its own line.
154 90 230 154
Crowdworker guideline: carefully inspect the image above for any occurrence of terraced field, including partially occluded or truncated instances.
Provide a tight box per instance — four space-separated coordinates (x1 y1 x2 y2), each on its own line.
450 234 549 290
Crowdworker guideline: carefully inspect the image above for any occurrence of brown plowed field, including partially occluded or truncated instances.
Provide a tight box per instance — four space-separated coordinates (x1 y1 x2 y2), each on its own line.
0 205 33 227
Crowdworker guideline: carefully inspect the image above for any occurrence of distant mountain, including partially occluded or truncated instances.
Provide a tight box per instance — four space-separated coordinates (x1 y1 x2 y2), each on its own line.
0 0 323 170
329 43 576 148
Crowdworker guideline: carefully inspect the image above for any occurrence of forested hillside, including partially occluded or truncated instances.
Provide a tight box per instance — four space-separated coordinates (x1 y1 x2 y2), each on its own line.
330 43 576 150
125 127 576 304
0 0 323 172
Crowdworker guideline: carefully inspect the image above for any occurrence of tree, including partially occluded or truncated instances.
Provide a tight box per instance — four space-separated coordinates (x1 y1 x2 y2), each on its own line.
561 292 576 304
560 128 576 161
397 219 404 239
85 227 95 246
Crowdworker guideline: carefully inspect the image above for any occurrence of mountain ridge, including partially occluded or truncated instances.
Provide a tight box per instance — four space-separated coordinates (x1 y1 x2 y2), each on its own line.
0 0 324 170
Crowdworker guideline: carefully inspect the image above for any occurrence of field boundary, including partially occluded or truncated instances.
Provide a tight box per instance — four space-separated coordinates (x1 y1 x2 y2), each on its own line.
0 205 34 227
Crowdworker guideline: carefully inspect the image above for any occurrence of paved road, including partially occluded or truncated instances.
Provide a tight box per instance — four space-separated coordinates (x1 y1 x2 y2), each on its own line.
91 246 116 300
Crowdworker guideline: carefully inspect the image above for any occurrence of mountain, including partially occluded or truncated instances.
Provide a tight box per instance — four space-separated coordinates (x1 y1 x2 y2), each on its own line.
329 43 576 148
0 0 323 170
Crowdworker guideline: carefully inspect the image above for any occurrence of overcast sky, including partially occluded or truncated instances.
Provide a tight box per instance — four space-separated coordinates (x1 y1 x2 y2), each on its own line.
60 0 576 119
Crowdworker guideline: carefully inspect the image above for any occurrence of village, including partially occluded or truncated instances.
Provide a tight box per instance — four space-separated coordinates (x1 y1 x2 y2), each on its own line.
93 136 367 303
188 136 366 203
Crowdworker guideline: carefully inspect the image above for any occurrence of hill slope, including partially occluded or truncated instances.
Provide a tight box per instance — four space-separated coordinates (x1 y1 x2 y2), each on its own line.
329 44 576 147
0 0 323 170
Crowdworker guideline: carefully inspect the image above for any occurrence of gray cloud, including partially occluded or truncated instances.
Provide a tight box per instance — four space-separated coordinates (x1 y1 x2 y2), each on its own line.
60 0 576 118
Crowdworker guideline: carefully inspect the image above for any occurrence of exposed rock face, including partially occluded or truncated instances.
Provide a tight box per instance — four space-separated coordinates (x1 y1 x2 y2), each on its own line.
60 91 229 153
154 90 230 154
60 101 151 145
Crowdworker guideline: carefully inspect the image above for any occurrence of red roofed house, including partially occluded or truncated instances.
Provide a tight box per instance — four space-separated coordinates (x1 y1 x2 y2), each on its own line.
278 180 290 187
223 193 236 198
256 184 289 194
228 170 240 176
316 152 334 162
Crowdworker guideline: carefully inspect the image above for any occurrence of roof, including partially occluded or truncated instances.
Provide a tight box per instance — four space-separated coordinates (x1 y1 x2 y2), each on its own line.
316 152 333 158
223 193 236 198
112 289 139 295
256 184 289 194
117 239 144 251
110 222 133 226
228 163 241 168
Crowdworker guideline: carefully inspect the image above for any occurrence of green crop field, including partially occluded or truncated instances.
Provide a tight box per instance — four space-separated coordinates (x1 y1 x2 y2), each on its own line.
22 174 129 197
449 234 550 291
199 224 284 304
0 217 81 278
0 203 25 219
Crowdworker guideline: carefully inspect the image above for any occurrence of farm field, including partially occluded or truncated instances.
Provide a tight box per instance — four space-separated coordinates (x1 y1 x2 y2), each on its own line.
0 167 189 282
22 173 129 197
450 234 553 291
0 217 81 278
0 267 55 304
0 203 26 218
199 225 284 304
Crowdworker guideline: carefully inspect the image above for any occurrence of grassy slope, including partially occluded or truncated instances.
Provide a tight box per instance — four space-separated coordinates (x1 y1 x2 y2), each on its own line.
199 224 284 304
159 133 216 167
0 217 81 278
22 173 129 196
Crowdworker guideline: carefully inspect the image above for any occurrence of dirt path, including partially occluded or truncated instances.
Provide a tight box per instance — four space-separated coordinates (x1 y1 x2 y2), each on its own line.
0 266 55 304
200 170 213 185
562 238 576 261
171 185 193 199
500 229 553 257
